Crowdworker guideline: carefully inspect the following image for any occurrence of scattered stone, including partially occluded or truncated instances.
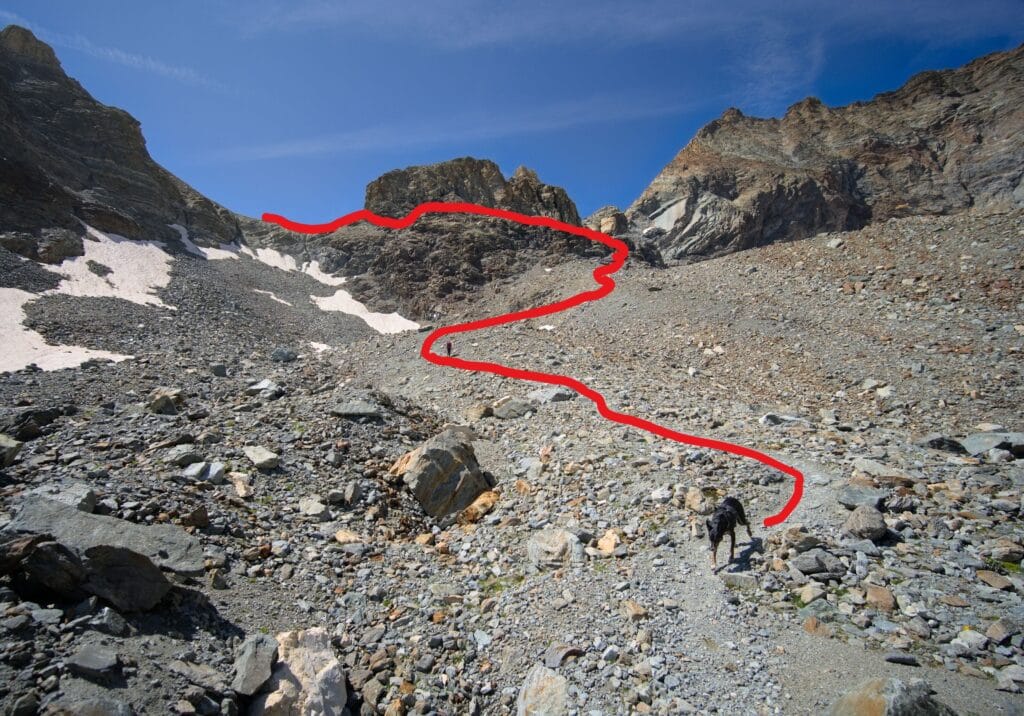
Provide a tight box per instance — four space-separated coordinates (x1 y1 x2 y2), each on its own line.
527 386 575 403
865 585 896 613
0 433 23 467
147 387 183 415
527 529 584 569
542 644 583 669
884 653 919 666
243 446 279 470
270 346 297 362
493 399 533 419
66 644 119 679
298 496 329 520
516 663 567 716
843 505 888 542
977 570 1013 591
330 400 383 420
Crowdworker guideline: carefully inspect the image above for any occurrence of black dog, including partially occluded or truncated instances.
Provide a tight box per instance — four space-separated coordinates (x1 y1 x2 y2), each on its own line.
706 496 753 568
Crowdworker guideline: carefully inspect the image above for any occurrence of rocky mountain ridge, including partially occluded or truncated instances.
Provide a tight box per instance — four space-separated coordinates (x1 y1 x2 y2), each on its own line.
627 43 1024 261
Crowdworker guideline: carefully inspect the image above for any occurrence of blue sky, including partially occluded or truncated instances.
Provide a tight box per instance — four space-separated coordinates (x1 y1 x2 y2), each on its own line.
2 2 1022 223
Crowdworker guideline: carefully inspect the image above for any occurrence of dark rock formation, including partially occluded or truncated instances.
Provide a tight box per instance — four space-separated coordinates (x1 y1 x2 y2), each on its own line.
0 25 241 256
628 44 1024 261
364 158 580 225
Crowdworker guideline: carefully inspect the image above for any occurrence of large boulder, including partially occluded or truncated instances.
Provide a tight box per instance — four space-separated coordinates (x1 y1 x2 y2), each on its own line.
250 627 346 715
5 496 203 575
390 429 491 518
828 678 957 715
0 433 22 467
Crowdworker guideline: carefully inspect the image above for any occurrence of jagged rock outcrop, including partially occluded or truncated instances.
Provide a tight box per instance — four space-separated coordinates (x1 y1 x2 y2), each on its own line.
0 25 241 257
365 157 580 225
628 44 1024 261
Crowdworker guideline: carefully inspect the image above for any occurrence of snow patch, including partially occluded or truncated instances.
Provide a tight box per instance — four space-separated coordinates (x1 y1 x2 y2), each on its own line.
253 289 293 306
239 244 419 333
0 288 132 372
310 291 420 334
169 224 241 261
57 225 175 309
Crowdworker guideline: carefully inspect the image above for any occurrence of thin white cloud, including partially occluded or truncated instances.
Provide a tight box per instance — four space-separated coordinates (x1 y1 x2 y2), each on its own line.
206 93 721 163
233 0 1024 49
0 10 224 90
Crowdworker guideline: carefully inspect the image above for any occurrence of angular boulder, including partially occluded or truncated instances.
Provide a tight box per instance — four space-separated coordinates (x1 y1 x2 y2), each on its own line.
82 545 171 611
0 433 22 467
250 627 346 714
390 429 491 518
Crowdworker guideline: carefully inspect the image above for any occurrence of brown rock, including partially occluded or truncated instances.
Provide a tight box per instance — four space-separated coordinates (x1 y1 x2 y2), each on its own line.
865 584 896 613
977 569 1013 591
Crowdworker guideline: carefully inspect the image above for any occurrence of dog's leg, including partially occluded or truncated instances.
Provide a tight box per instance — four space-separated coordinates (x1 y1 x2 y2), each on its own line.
745 523 753 540
710 545 718 569
729 530 736 562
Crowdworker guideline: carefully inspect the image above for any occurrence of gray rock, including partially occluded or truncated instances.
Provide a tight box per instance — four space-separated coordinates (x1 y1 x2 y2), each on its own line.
164 444 202 467
0 433 22 467
14 539 86 599
231 634 278 696
493 399 534 419
44 698 132 716
147 387 182 415
828 677 957 715
396 430 490 518
837 485 887 511
82 544 171 611
516 663 567 716
5 495 204 575
181 461 209 480
243 446 279 470
960 431 1024 457
298 497 330 521
66 644 119 679
210 363 227 377
844 505 888 542
330 400 383 420
527 386 576 404
790 548 845 577
205 462 226 485
270 346 297 362
246 379 283 400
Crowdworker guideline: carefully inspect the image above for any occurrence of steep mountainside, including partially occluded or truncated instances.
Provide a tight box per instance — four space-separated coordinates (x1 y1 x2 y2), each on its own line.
628 43 1024 260
0 26 242 261
0 25 599 318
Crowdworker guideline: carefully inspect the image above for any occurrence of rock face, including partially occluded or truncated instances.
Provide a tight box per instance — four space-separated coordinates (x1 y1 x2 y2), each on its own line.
365 158 580 225
828 677 958 716
628 44 1024 261
390 429 492 518
0 26 241 255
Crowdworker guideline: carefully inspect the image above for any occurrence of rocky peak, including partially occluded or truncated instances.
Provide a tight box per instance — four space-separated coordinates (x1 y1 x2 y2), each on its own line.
0 26 61 70
364 157 580 225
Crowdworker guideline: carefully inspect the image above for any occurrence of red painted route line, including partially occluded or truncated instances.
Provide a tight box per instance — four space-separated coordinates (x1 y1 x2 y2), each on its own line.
262 202 803 527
